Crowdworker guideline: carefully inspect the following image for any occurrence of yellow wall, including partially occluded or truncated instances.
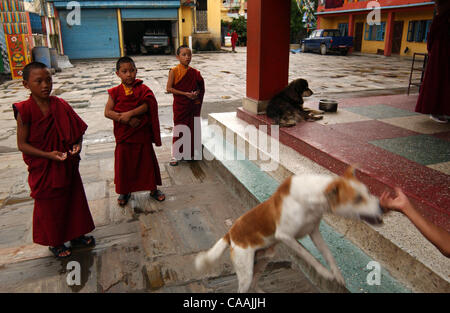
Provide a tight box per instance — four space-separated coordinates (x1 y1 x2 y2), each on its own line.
361 13 388 54
179 6 193 47
319 16 349 29
396 10 433 56
207 0 221 40
178 1 222 50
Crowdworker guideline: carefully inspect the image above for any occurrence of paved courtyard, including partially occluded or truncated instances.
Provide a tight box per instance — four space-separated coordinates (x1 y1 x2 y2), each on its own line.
0 49 426 293
0 47 415 154
0 137 319 293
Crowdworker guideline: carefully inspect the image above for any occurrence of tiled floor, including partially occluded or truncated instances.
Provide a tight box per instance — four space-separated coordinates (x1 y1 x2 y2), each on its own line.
237 94 450 231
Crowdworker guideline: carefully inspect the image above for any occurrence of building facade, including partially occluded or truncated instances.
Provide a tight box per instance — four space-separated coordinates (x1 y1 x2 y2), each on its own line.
316 0 435 56
221 0 246 22
47 0 221 60
0 0 32 79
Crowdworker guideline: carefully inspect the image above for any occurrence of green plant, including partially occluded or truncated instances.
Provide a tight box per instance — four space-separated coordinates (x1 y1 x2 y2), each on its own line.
291 0 304 43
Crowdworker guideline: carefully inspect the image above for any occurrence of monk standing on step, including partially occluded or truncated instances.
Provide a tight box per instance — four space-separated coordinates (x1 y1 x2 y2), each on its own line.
166 45 205 166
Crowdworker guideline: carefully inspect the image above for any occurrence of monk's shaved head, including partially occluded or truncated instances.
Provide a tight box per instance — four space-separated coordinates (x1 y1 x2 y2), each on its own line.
116 56 136 71
22 62 48 81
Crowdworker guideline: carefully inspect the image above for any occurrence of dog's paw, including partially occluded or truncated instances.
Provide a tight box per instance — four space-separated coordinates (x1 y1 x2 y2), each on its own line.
318 268 335 281
332 269 346 286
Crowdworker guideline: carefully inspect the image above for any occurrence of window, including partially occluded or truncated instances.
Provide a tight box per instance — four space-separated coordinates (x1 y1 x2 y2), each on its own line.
323 30 340 37
364 22 385 41
338 23 348 36
196 0 208 32
407 20 433 42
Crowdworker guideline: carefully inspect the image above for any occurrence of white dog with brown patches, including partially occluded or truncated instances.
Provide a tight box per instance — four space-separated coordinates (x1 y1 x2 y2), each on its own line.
195 167 384 293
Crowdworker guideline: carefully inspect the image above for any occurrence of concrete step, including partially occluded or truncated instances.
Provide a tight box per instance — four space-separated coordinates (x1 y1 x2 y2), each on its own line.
204 111 450 293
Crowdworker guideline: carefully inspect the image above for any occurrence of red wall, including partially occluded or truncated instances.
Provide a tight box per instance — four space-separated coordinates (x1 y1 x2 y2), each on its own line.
318 0 434 13
246 0 291 101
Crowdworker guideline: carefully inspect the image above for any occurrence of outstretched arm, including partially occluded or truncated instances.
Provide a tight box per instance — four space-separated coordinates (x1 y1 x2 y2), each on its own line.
380 188 450 258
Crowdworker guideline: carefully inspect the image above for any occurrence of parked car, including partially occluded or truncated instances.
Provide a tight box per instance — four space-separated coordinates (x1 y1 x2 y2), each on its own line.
301 29 353 56
140 29 172 55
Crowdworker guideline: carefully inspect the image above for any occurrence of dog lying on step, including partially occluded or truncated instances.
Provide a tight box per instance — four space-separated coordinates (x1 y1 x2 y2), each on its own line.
266 78 324 127
195 167 384 293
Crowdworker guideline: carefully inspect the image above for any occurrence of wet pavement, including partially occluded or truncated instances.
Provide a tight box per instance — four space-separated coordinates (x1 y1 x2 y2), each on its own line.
0 48 419 292
0 47 414 154
0 138 318 292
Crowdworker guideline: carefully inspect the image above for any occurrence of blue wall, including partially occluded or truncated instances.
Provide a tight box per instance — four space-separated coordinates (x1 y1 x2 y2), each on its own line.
59 9 120 59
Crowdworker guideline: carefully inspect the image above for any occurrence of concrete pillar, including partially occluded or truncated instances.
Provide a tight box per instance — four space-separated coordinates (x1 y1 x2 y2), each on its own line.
384 11 395 57
243 0 290 114
348 14 354 54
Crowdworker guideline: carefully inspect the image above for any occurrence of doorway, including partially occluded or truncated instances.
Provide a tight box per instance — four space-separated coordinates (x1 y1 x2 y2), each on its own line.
354 23 364 52
392 21 404 54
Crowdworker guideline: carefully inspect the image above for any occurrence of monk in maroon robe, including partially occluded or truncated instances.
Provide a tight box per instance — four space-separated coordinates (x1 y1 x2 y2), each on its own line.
231 30 238 52
105 57 164 206
14 62 95 258
166 45 205 166
415 0 450 123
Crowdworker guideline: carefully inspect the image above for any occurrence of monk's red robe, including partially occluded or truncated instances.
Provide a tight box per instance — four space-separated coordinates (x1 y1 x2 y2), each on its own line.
171 65 205 160
415 11 450 116
108 79 162 195
13 96 95 247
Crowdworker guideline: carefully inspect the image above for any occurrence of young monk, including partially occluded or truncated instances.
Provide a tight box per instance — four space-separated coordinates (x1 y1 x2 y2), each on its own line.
13 62 95 259
166 45 205 166
105 56 165 206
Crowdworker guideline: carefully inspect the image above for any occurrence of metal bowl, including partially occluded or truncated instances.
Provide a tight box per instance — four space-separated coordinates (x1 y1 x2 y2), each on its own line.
319 99 338 112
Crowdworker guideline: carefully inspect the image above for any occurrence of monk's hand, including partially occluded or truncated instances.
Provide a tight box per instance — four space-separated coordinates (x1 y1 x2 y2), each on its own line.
70 143 81 155
129 117 141 128
119 111 132 124
48 151 67 161
185 92 198 100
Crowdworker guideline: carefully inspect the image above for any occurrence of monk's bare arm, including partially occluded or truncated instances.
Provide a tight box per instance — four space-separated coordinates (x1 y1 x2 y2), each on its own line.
119 103 148 125
166 69 195 98
104 95 122 122
16 114 66 161
127 103 148 117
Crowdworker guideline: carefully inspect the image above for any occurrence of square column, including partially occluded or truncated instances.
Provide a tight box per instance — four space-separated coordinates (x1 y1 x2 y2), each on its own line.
243 0 291 114
384 12 395 56
348 14 354 54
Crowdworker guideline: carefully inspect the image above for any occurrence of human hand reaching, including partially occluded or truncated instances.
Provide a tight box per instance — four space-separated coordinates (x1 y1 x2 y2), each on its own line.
380 187 413 214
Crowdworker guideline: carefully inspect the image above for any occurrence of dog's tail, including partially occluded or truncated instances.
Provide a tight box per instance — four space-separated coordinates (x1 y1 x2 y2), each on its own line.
195 234 230 272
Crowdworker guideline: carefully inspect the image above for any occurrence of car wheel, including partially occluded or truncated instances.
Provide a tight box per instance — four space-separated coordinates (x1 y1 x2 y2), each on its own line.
340 49 348 56
301 43 307 53
320 44 327 55
140 44 147 54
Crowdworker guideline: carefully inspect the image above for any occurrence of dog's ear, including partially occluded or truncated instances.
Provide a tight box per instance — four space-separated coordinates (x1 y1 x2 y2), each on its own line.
343 165 359 179
285 86 301 102
324 178 355 210
324 179 342 211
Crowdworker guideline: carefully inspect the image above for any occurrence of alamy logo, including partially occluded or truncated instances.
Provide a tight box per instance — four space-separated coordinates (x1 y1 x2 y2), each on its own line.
66 261 81 286
66 1 81 26
172 118 280 172
366 261 381 286
366 1 381 26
